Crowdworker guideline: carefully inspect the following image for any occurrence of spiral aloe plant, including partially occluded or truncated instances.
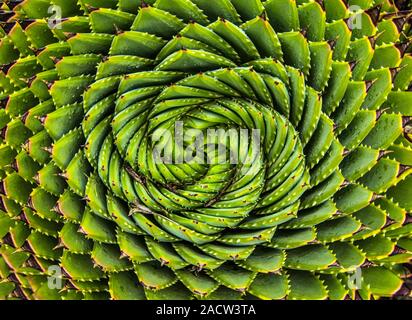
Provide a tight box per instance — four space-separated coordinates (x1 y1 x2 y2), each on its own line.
0 0 411 300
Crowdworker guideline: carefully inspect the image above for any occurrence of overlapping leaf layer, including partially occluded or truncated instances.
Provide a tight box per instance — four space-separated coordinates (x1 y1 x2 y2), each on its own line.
0 0 411 300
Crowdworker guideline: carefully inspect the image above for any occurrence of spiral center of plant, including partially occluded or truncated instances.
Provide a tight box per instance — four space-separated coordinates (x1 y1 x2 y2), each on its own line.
101 88 310 245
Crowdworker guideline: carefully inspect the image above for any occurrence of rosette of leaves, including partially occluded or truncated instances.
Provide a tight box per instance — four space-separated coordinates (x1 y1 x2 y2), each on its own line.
0 0 411 300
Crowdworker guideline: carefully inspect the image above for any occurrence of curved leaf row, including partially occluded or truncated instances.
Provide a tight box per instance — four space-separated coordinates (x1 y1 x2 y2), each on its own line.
0 0 411 300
